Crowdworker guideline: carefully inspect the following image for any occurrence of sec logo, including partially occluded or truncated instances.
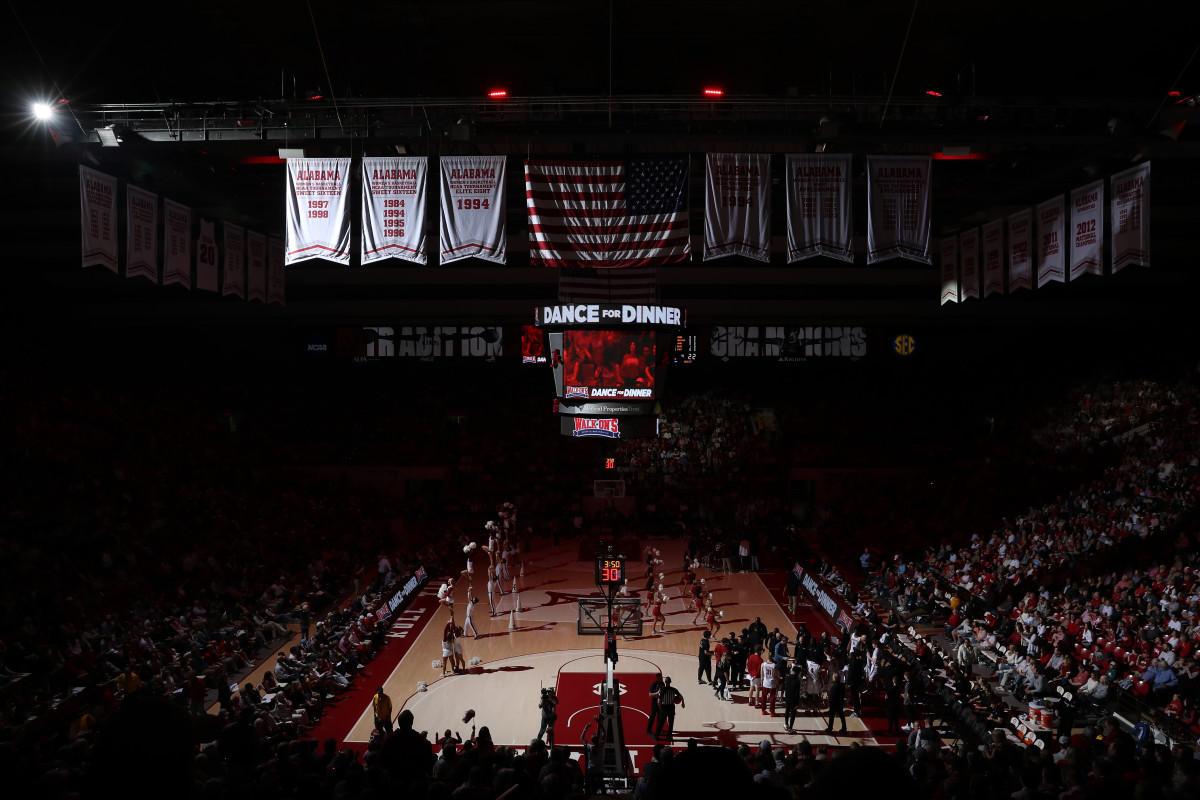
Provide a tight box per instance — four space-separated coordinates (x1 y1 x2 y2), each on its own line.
893 334 916 357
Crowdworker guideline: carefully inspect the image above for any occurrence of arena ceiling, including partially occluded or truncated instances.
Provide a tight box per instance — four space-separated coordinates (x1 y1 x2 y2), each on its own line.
3 1 1199 337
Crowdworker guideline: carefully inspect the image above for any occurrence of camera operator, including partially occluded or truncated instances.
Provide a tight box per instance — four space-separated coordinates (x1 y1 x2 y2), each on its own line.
538 687 559 747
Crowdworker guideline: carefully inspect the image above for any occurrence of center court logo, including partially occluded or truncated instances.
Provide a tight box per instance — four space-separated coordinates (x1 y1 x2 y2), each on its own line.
592 682 628 696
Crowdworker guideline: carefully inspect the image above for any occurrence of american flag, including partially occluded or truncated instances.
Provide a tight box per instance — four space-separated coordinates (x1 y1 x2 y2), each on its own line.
525 159 691 270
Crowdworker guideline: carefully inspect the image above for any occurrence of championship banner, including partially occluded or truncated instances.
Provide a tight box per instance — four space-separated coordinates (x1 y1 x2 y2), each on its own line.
196 220 218 293
222 223 245 299
80 166 118 272
126 185 158 283
786 154 853 263
939 237 958 305
285 158 351 264
163 199 192 289
362 156 427 264
1069 180 1104 281
959 228 980 300
1036 195 1066 287
703 153 771 261
1007 209 1033 292
268 236 285 306
866 156 932 264
982 219 1004 297
1111 162 1150 273
440 155 506 264
525 158 691 268
247 230 267 302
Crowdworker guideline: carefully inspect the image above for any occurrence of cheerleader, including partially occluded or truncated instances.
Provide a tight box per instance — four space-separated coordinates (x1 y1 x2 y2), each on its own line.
650 592 667 634
690 580 706 624
486 568 500 616
437 578 456 610
705 596 722 636
463 542 478 579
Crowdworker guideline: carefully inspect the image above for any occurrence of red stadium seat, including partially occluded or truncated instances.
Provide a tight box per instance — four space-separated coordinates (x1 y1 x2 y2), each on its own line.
1104 641 1116 655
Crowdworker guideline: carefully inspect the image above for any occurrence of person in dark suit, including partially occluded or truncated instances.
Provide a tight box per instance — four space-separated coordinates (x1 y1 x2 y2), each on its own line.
826 672 847 733
645 673 663 734
783 665 804 733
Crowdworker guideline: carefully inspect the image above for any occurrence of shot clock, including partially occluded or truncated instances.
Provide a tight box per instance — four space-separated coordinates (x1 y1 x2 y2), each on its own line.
595 555 626 587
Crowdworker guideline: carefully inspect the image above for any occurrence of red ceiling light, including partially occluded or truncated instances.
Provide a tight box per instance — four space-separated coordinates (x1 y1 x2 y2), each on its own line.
1168 90 1181 97
703 87 724 97
925 90 943 97
487 89 508 98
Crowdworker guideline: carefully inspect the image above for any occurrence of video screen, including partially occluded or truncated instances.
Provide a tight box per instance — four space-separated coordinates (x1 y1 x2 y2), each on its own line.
520 325 547 363
561 330 662 400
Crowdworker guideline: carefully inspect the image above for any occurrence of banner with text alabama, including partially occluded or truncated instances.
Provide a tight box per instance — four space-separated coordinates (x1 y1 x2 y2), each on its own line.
1036 195 1066 287
1069 180 1104 281
285 158 352 265
440 155 506 264
786 154 853 263
959 228 979 300
1111 162 1150 273
196 219 218 293
1007 209 1033 292
222 223 245 299
248 231 267 302
126 185 158 283
982 219 1003 297
163 199 191 289
362 156 427 265
703 153 771 261
939 237 958 305
80 166 118 272
866 156 932 264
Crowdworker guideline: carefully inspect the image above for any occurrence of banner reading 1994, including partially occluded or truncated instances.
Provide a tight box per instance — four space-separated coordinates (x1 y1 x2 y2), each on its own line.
703 153 771 261
440 156 506 264
285 158 352 265
362 156 427 265
866 156 932 265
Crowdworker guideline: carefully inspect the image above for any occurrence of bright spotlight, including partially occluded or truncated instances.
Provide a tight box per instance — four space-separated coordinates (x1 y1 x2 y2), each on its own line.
33 102 54 121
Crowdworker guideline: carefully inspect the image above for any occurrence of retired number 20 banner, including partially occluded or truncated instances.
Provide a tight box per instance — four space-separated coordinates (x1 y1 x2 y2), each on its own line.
362 156 427 265
440 156 506 265
704 153 771 262
285 158 352 265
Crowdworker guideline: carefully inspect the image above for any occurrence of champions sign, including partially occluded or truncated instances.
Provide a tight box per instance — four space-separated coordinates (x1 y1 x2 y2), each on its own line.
572 418 621 438
536 304 683 327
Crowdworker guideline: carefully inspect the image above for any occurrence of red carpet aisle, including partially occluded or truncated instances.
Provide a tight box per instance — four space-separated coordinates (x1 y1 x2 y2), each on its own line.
308 583 442 752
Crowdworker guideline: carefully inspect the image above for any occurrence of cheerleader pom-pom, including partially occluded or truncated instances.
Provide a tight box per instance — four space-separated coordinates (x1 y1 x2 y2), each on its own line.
418 681 428 692
432 659 443 670
464 545 472 554
658 572 664 579
463 708 476 723
719 610 725 617
470 542 478 550
486 521 498 532
438 583 449 599
468 657 482 666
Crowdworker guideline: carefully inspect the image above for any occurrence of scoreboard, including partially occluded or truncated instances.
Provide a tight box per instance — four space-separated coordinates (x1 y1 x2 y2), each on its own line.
595 555 626 587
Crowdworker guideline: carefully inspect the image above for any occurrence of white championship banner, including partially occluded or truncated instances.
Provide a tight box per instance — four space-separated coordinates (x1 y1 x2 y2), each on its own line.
80 166 118 272
1069 180 1104 281
126 185 158 283
440 156 506 264
285 158 352 265
268 236 285 306
222 223 246 299
196 220 218 293
1007 209 1033 292
866 155 932 264
1111 162 1150 273
1036 195 1066 287
247 230 267 302
703 153 771 261
959 228 980 300
163 199 192 289
982 219 1004 297
786 154 853 263
362 156 427 265
939 237 958 305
